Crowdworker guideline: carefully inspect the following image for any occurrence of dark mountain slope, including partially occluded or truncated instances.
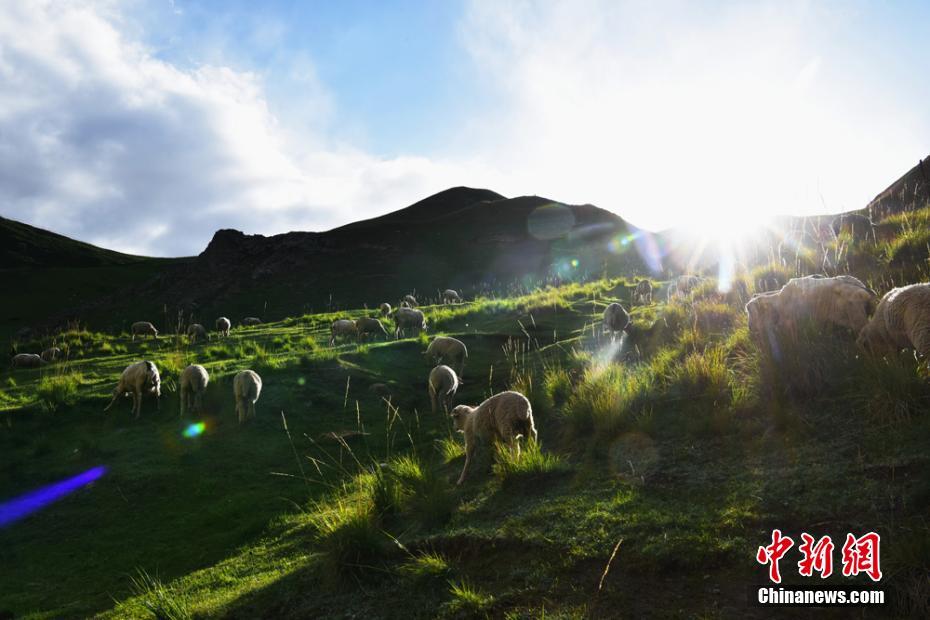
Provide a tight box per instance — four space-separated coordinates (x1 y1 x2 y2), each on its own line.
867 153 930 220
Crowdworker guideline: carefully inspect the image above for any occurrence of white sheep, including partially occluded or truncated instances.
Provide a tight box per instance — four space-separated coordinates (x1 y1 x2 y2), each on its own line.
428 364 459 413
425 336 468 377
379 303 392 317
233 369 262 423
187 323 207 344
442 289 462 304
242 317 262 327
11 353 43 369
40 347 62 363
450 390 537 485
602 303 631 340
180 364 209 416
356 317 389 342
104 360 161 418
216 317 231 337
392 307 427 339
131 321 158 341
857 283 930 359
330 319 358 345
403 294 418 307
634 280 653 304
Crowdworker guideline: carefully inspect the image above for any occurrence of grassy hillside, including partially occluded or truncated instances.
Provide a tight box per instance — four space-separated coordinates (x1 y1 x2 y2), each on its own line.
2 237 929 618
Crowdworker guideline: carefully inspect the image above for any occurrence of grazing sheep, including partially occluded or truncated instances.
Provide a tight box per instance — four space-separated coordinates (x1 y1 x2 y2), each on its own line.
356 317 389 342
403 294 418 307
379 303 392 317
429 365 459 413
104 361 161 418
442 289 462 304
450 391 537 485
180 364 209 416
131 321 158 341
242 317 262 327
233 370 262 423
634 280 653 304
40 347 62 363
216 317 231 337
675 275 703 296
392 307 427 339
831 213 873 240
425 336 468 377
857 283 930 359
330 319 358 345
602 303 631 340
746 276 877 345
400 300 411 308
187 323 207 344
11 353 43 369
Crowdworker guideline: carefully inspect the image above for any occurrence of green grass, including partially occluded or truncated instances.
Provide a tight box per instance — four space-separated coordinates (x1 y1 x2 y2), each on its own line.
1 275 929 618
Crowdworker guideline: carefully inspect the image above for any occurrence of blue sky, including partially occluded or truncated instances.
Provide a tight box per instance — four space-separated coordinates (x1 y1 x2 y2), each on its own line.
0 0 928 256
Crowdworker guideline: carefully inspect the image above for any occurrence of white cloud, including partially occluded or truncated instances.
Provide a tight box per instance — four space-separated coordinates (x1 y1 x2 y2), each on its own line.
459 0 930 230
0 0 498 256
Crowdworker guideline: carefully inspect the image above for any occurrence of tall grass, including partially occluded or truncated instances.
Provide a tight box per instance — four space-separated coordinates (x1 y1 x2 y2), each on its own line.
127 569 193 620
36 369 83 412
492 440 569 487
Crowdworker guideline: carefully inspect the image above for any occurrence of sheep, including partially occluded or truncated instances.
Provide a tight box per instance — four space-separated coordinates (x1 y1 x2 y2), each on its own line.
180 364 209 416
187 323 207 344
450 390 537 485
857 283 930 359
131 321 158 341
442 289 462 304
11 353 43 369
379 303 392 317
634 280 653 304
356 317 389 342
330 319 358 345
233 369 262 423
675 275 703 296
242 317 262 327
392 307 427 339
425 336 468 377
216 317 231 337
104 361 161 418
428 365 459 413
745 276 878 345
403 294 418 307
40 347 62 363
400 300 411 308
602 302 631 340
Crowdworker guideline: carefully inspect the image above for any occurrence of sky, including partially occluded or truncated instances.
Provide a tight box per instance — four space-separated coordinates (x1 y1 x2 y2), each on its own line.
0 0 928 257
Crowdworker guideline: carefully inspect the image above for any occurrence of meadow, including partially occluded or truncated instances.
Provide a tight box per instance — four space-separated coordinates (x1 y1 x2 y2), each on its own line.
2 230 930 617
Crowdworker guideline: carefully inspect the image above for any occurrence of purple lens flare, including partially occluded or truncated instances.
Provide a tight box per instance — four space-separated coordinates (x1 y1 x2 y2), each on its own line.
0 465 107 527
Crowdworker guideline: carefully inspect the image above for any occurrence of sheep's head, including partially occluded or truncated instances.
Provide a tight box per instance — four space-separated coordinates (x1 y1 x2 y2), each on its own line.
450 405 472 432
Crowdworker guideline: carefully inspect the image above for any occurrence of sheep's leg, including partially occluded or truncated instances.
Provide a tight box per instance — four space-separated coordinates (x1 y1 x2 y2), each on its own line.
457 444 473 485
180 389 186 417
429 386 437 414
236 399 243 424
103 390 120 412
133 389 141 418
249 401 256 420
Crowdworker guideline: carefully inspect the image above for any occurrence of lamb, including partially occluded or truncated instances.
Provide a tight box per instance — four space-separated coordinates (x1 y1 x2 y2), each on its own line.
403 294 418 307
330 319 358 345
40 347 62 363
11 353 43 369
428 365 459 413
180 364 209 416
104 360 161 418
857 283 930 359
356 317 389 342
633 280 653 304
233 369 262 423
379 303 392 317
425 336 468 377
187 323 207 344
392 307 427 339
242 317 262 327
602 303 631 340
131 321 158 341
442 289 462 304
215 317 231 337
450 390 537 485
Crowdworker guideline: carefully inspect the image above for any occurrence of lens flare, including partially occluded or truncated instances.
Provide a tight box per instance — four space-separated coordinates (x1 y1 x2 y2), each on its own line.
570 259 579 268
0 466 107 527
183 422 206 438
297 377 306 386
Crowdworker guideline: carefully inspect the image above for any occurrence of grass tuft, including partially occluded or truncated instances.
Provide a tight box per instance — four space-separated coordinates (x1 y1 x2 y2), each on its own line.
127 568 193 620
